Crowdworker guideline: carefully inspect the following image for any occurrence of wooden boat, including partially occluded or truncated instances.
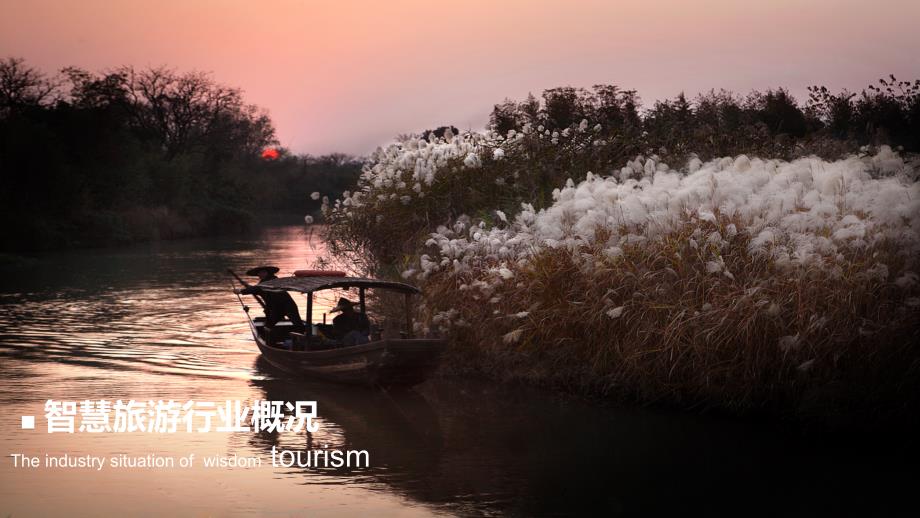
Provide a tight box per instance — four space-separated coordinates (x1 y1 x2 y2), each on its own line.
233 272 444 387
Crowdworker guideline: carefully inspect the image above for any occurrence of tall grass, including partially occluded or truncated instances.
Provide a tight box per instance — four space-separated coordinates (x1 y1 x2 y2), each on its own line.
418 215 919 417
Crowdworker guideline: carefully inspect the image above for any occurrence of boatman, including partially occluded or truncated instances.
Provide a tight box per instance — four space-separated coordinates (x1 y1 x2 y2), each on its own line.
235 266 305 333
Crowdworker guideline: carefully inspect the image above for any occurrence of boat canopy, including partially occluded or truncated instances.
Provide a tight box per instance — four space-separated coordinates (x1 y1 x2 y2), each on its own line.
257 275 421 295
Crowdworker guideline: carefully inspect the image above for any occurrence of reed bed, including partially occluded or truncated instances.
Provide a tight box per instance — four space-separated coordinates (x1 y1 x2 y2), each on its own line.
418 219 919 417
324 131 920 418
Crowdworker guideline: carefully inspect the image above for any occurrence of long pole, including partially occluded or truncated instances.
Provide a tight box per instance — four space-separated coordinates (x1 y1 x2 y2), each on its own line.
230 280 253 320
226 269 266 309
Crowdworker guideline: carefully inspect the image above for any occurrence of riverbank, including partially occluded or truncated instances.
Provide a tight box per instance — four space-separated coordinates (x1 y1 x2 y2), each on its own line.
1 204 255 252
324 137 920 424
0 208 318 255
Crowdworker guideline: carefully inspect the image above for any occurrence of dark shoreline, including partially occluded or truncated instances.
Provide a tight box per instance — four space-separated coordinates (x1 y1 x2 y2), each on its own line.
0 211 312 258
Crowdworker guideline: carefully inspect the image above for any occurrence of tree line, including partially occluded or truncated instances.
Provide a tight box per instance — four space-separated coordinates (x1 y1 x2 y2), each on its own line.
491 78 920 165
0 58 360 252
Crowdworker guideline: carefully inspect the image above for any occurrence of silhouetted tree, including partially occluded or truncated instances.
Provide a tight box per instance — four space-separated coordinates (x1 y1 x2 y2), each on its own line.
0 58 61 116
747 88 808 137
519 93 540 125
489 99 519 135
542 86 586 129
586 85 641 133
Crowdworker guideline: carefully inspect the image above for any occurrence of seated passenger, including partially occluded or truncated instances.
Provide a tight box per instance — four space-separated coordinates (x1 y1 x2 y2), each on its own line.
329 297 371 346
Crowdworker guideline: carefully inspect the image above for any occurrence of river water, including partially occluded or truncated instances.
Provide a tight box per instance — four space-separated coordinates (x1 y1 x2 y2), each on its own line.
0 225 917 516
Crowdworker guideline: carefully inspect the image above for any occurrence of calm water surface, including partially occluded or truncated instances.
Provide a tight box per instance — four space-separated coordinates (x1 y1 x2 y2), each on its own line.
1 226 917 517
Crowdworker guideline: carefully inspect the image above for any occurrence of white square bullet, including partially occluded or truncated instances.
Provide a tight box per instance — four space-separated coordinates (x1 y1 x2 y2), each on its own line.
21 416 35 429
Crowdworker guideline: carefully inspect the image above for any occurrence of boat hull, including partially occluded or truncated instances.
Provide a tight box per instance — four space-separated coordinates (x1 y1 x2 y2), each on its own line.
253 332 444 387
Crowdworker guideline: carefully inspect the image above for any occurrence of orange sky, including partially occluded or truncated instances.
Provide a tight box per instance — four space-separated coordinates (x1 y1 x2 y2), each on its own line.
2 0 918 155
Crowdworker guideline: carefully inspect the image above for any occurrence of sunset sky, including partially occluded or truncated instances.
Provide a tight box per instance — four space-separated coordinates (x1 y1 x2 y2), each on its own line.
2 0 918 155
